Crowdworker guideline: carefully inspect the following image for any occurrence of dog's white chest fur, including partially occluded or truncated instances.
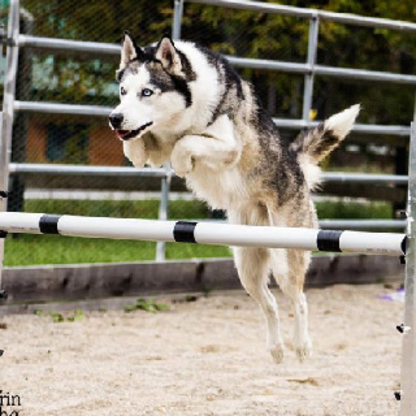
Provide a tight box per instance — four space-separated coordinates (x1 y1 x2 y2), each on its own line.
169 113 248 210
186 165 247 210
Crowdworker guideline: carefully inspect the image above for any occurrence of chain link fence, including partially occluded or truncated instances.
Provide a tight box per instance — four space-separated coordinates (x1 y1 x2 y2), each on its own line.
1 0 416 265
10 0 173 213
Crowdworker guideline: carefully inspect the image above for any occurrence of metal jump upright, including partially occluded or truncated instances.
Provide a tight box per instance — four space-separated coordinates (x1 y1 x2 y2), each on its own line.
0 0 19 298
399 122 416 415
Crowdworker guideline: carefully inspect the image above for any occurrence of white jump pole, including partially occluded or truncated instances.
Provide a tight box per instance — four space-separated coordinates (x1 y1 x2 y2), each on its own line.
0 212 406 256
399 121 416 415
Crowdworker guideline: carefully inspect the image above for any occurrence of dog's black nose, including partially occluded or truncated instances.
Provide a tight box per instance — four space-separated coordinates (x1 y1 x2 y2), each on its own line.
109 113 124 129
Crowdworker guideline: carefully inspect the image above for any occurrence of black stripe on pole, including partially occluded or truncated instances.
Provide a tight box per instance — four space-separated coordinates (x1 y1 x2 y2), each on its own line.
317 230 343 252
39 214 61 235
173 221 197 243
401 236 407 255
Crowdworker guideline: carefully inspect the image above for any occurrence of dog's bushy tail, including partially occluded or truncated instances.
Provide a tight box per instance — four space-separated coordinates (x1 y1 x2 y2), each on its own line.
291 104 360 164
291 104 360 190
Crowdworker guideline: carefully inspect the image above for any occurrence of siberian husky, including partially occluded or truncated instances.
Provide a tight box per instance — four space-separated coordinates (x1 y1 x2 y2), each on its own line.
109 32 360 363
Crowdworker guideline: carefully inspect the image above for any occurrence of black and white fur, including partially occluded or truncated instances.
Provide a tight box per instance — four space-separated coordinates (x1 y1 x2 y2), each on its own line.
109 33 360 363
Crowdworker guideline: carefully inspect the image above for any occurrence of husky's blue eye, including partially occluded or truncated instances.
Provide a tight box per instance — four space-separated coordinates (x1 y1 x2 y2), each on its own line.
120 86 127 96
142 88 153 97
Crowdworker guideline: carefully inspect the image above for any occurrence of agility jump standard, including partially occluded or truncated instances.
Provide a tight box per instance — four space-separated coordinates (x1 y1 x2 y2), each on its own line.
0 212 406 256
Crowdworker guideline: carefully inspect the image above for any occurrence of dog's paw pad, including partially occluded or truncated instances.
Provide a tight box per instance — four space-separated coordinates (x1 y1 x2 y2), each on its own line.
269 344 285 364
173 168 190 178
172 158 194 178
294 339 313 362
130 157 147 168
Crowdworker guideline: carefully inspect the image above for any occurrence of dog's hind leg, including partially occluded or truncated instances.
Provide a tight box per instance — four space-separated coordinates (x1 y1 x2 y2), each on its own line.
234 246 285 363
270 248 312 362
267 206 313 362
230 207 285 364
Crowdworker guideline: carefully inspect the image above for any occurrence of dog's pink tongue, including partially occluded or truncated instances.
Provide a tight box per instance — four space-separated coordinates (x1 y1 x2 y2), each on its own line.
117 130 130 139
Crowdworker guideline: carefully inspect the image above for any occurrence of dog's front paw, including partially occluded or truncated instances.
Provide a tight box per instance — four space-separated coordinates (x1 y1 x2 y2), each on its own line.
171 143 194 178
294 336 313 363
123 140 148 168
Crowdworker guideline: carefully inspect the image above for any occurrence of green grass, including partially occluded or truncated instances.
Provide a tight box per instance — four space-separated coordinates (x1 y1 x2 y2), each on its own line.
124 298 170 313
35 309 84 323
3 199 392 267
4 235 231 266
315 200 392 219
4 235 157 266
24 199 209 220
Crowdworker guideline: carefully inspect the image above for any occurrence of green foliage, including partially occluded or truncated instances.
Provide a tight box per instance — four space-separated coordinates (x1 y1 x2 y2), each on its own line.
34 309 84 322
48 311 64 323
185 294 199 302
124 298 169 313
20 0 173 106
180 0 416 122
9 0 416 122
66 309 84 322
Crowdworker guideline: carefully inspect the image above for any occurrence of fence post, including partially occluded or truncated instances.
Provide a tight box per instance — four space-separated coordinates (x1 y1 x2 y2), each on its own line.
0 112 7 299
399 121 416 415
155 0 184 261
172 0 185 40
302 15 319 124
0 0 20 299
155 0 185 261
8 9 34 215
156 171 171 261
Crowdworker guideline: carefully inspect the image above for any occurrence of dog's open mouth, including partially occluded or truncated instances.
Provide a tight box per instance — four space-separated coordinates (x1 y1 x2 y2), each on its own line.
116 121 153 141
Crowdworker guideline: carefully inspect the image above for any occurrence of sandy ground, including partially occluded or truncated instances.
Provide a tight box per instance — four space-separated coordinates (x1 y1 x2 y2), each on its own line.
0 283 404 416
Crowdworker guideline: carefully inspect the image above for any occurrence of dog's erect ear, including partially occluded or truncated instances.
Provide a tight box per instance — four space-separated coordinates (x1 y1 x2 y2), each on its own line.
119 31 144 70
155 35 182 74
